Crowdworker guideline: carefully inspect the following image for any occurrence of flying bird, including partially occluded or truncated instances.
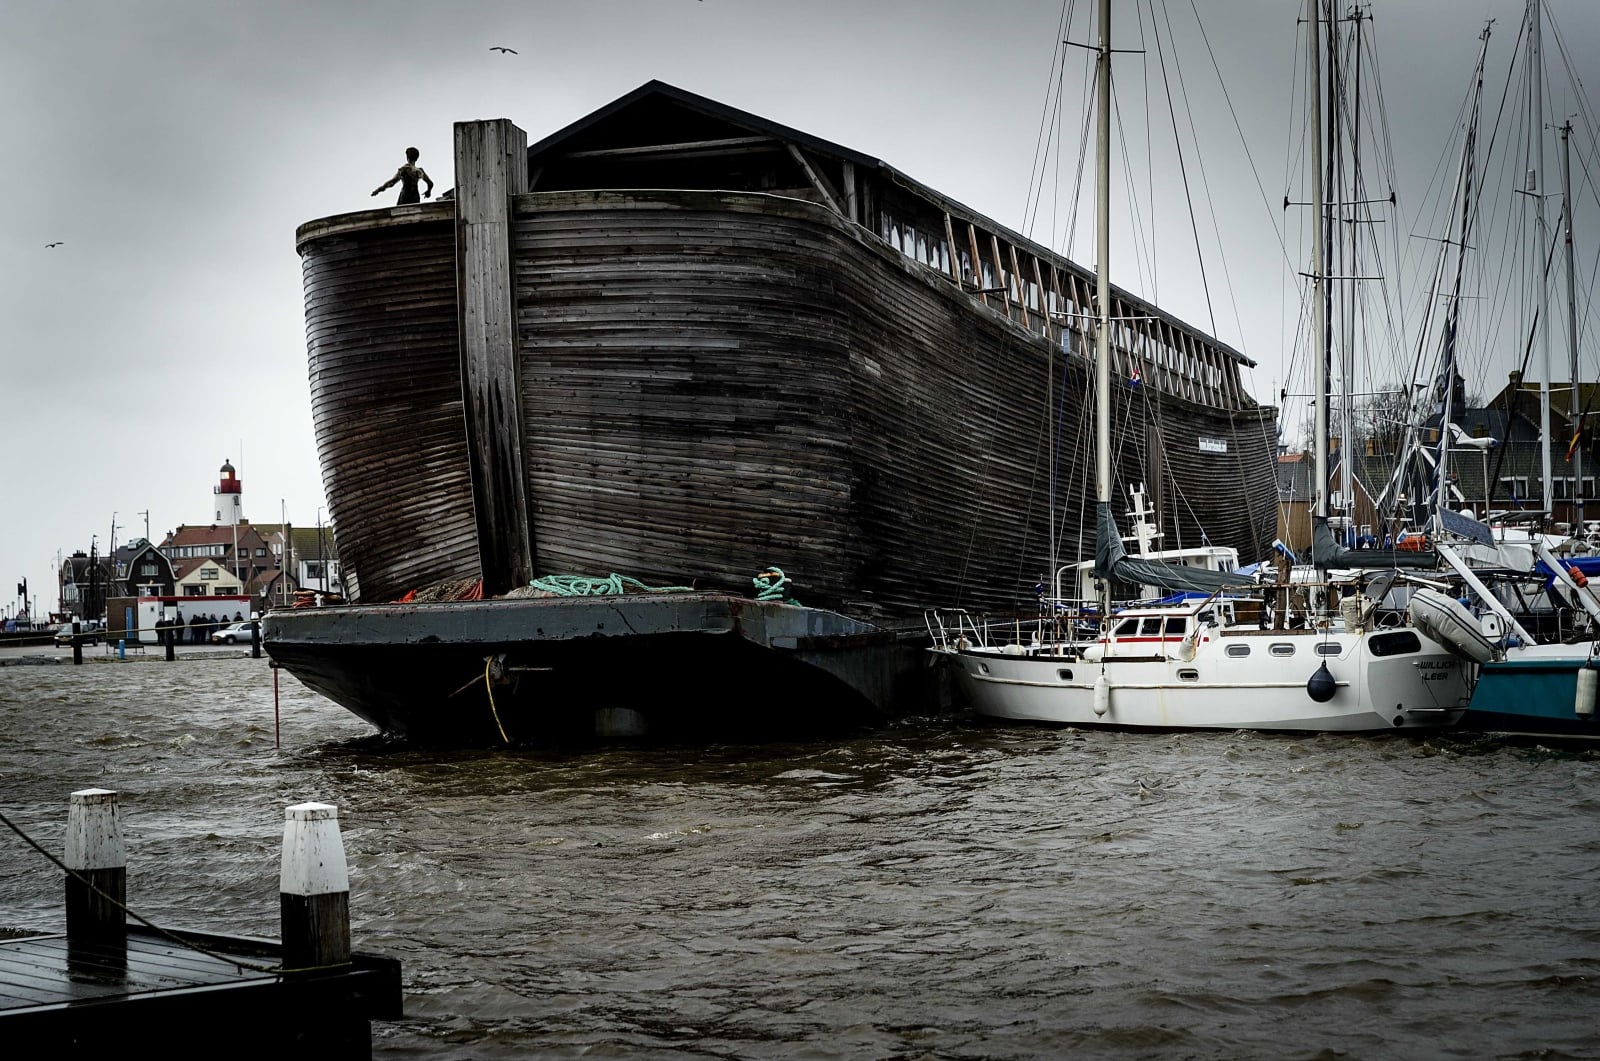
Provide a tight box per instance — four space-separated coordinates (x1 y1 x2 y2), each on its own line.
45 241 63 248
490 46 517 54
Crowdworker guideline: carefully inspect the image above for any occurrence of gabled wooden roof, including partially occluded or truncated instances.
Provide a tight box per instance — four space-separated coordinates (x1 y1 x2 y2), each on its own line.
525 79 879 169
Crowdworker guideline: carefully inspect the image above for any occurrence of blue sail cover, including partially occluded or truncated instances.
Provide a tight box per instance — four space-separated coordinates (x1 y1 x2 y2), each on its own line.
1092 502 1257 593
1534 554 1600 589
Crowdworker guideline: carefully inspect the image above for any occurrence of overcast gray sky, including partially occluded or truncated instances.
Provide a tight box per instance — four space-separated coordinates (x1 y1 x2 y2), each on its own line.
3 0 1596 617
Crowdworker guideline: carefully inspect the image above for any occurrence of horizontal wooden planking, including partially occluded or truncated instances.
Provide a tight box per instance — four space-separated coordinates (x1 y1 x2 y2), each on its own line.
511 191 1276 615
296 191 1277 615
300 221 480 603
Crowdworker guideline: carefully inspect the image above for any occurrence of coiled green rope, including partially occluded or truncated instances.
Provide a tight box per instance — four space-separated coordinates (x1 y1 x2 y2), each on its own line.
753 566 796 603
526 569 798 605
528 573 696 596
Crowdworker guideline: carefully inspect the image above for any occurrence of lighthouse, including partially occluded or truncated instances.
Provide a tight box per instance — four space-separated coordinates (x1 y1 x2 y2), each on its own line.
214 459 244 526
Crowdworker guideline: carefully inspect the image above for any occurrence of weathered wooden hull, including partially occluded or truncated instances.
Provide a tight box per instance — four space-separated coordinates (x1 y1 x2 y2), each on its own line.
297 189 1277 617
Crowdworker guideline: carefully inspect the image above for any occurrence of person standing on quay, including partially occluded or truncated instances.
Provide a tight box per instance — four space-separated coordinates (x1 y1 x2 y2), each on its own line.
371 147 433 205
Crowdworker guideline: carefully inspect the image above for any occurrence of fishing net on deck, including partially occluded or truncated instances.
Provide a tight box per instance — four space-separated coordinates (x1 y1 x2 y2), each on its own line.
395 576 484 603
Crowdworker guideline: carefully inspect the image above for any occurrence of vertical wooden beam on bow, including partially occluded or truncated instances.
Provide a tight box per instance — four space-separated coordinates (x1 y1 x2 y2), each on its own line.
455 119 534 596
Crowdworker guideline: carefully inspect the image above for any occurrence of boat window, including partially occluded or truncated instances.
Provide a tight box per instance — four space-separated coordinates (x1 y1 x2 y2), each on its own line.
1269 643 1296 657
1369 631 1423 657
1057 669 1073 682
1177 669 1199 682
1113 618 1139 637
1165 617 1189 637
977 663 990 675
1139 617 1163 637
1225 644 1250 657
1315 643 1341 656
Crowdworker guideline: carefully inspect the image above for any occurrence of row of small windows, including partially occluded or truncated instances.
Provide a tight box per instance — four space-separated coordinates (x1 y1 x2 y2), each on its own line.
878 209 1231 399
1223 642 1343 657
1507 477 1600 500
161 545 270 560
1111 616 1191 638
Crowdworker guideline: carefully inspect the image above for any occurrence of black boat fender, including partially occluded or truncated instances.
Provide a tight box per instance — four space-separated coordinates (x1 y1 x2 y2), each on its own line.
1307 661 1336 703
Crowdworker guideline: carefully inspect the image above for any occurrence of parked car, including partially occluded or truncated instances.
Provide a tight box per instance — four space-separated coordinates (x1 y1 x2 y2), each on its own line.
210 620 257 645
53 620 104 646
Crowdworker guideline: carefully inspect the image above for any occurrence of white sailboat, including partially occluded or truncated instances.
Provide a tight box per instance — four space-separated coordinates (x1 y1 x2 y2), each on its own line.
930 0 1471 732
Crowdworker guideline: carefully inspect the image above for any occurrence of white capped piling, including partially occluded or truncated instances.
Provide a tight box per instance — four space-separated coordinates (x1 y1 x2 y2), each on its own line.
64 788 126 943
279 801 351 970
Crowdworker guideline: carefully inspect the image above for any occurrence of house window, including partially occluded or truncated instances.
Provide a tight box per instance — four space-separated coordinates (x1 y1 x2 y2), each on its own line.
255 548 267 557
139 562 158 576
1500 476 1531 500
305 561 323 579
185 586 207 596
213 545 226 557
200 568 218 580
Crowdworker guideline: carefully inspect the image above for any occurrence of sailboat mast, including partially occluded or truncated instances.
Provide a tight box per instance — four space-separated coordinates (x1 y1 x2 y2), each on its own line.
1311 0 1329 524
1094 0 1112 516
1531 0 1553 515
1561 119 1582 530
1431 24 1491 527
1092 0 1113 626
1339 8 1360 540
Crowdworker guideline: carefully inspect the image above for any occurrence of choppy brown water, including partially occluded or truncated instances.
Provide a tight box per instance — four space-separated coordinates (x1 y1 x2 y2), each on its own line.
2 653 1598 1059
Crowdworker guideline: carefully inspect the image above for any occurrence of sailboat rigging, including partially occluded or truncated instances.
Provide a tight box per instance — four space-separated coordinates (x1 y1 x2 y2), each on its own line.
928 0 1470 733
1434 0 1600 738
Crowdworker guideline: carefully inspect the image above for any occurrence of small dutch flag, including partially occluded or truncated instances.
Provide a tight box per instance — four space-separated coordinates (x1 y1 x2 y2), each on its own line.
1129 365 1142 387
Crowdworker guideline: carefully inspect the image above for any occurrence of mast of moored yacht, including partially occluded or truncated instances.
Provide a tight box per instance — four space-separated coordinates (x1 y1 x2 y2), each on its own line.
1093 0 1112 622
1310 0 1329 540
1429 25 1492 530
1531 0 1554 517
1560 118 1582 531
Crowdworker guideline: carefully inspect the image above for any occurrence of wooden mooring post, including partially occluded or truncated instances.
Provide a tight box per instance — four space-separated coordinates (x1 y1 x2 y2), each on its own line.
0 791 401 1057
280 801 351 970
64 787 125 940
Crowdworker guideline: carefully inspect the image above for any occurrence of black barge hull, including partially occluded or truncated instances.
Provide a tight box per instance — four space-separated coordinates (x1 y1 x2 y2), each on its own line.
265 595 936 746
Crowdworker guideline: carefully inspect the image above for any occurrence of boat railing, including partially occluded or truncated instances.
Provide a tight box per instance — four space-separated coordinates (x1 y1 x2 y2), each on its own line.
924 604 1100 655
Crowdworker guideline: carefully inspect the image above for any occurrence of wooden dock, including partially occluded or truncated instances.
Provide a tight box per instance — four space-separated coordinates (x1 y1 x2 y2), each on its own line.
0 926 400 1055
0 791 402 1059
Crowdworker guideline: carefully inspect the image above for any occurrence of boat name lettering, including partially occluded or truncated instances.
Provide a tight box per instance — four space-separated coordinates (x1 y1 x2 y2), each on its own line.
1198 437 1228 454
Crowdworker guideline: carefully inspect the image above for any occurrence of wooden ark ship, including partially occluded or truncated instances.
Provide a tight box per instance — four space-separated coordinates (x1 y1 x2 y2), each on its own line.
265 80 1279 744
